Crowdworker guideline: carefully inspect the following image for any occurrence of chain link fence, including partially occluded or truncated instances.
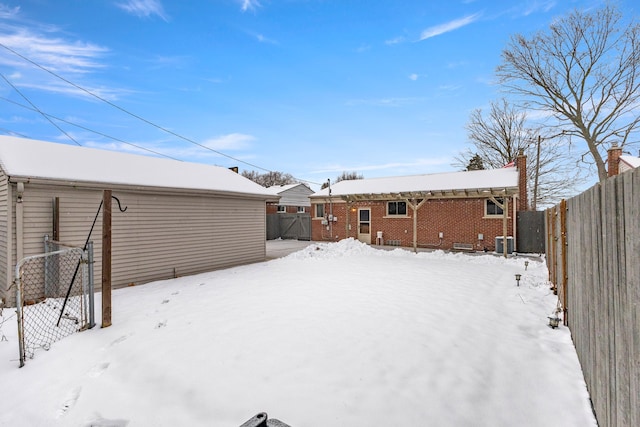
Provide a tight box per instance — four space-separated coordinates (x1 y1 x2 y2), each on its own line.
15 237 94 367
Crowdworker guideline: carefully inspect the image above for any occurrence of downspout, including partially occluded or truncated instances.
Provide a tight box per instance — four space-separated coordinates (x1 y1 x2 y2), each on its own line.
502 197 508 258
15 181 25 262
512 194 517 253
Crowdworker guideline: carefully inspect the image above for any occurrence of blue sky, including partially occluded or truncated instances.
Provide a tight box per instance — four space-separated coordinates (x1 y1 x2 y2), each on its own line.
0 0 633 189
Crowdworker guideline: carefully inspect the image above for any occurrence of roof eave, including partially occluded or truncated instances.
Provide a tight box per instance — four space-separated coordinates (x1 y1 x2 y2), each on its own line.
8 175 279 201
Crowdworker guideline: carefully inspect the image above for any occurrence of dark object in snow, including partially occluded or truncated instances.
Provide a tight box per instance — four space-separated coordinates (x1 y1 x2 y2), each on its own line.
240 412 292 427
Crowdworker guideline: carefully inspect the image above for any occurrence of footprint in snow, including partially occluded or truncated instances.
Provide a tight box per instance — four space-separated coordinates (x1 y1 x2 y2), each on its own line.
109 335 128 347
87 362 110 378
57 387 81 418
85 416 130 426
155 320 167 329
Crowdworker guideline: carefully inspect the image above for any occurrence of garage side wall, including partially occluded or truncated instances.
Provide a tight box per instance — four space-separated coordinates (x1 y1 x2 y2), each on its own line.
6 183 265 304
0 169 8 305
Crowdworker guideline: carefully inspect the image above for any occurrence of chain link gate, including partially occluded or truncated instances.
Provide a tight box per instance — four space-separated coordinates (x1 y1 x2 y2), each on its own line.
15 237 95 367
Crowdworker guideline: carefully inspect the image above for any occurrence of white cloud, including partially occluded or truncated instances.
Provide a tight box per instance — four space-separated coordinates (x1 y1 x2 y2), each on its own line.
240 0 261 12
116 0 168 21
202 133 255 151
346 97 422 107
409 73 419 81
521 1 556 16
255 33 278 44
0 14 127 100
0 29 108 74
419 13 481 41
0 4 20 19
312 157 451 175
385 36 405 45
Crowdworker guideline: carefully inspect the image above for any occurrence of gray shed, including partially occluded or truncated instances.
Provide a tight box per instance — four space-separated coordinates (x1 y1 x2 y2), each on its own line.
0 136 277 306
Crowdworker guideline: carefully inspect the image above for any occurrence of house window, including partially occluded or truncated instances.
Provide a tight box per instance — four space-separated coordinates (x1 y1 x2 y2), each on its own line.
297 206 305 213
486 198 504 216
387 201 407 216
277 205 286 213
315 204 325 218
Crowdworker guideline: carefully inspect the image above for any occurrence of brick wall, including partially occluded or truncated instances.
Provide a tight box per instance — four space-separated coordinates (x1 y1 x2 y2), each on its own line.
266 203 309 214
607 144 623 177
311 198 515 251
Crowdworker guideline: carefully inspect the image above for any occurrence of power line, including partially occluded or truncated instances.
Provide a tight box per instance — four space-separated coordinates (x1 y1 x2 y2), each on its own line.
0 96 181 161
0 42 270 170
0 42 323 186
0 71 81 146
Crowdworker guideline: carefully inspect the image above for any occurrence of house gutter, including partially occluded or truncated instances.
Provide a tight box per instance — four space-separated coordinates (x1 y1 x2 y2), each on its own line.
6 176 279 202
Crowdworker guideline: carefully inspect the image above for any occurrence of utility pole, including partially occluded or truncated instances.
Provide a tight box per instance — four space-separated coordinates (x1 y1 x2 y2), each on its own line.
533 135 541 211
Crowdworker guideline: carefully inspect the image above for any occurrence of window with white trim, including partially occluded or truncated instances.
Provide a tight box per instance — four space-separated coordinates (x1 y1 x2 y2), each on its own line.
297 206 305 213
485 198 504 216
387 201 407 216
315 204 325 218
277 205 286 213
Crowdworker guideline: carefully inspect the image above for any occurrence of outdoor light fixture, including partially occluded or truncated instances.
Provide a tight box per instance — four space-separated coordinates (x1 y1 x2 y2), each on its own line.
515 273 522 286
524 260 529 270
548 315 561 329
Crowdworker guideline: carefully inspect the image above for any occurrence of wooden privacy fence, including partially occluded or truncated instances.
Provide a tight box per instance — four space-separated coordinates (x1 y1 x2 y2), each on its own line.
545 168 639 427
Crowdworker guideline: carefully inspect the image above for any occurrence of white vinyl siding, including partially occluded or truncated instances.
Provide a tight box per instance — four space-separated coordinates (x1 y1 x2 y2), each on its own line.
11 183 266 302
276 184 313 207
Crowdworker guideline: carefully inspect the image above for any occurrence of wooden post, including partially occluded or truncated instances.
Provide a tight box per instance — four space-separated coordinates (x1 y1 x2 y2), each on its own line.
503 197 509 258
560 199 568 326
102 190 112 328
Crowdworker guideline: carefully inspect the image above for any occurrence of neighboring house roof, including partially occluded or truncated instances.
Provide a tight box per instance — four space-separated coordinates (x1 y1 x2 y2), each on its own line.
266 183 314 206
619 155 640 170
0 136 277 199
311 168 519 200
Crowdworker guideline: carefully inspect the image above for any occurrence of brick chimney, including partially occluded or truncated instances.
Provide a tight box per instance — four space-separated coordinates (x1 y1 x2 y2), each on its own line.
607 143 623 177
516 149 528 211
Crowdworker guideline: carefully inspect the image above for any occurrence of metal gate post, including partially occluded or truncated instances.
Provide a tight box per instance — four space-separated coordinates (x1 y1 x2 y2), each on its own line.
14 267 25 368
87 241 95 329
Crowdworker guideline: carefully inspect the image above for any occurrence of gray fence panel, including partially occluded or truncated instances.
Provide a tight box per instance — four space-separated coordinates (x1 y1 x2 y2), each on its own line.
266 214 311 241
266 214 280 240
547 167 639 427
516 210 545 253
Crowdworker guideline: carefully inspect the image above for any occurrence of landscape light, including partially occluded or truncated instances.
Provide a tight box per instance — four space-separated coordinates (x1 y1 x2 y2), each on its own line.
515 273 522 286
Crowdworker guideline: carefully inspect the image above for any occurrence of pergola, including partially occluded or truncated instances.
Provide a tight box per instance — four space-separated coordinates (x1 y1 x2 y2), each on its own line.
320 186 519 257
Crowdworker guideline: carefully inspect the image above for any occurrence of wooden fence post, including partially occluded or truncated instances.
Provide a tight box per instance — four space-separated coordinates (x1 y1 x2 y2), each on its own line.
102 190 112 328
560 199 568 326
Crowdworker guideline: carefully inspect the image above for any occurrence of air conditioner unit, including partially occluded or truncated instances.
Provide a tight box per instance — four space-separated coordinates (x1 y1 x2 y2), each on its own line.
495 236 514 254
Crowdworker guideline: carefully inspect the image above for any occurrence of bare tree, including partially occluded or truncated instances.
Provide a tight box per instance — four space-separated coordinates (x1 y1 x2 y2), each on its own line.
497 4 640 182
241 170 298 187
456 99 581 209
465 154 485 171
321 171 364 189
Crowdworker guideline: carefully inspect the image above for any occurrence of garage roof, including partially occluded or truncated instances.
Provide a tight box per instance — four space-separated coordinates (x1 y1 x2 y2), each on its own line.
0 136 275 198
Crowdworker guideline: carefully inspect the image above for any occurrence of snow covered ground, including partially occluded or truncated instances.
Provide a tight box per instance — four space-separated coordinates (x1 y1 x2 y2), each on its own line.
0 239 596 427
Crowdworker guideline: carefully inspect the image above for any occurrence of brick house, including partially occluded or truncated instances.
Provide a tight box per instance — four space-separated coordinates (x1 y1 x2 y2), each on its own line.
266 183 314 214
607 144 640 177
310 153 527 253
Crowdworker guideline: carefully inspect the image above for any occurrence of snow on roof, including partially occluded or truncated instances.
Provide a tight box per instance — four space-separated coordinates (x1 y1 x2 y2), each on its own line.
0 136 275 198
312 167 519 197
265 183 300 194
620 155 640 168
